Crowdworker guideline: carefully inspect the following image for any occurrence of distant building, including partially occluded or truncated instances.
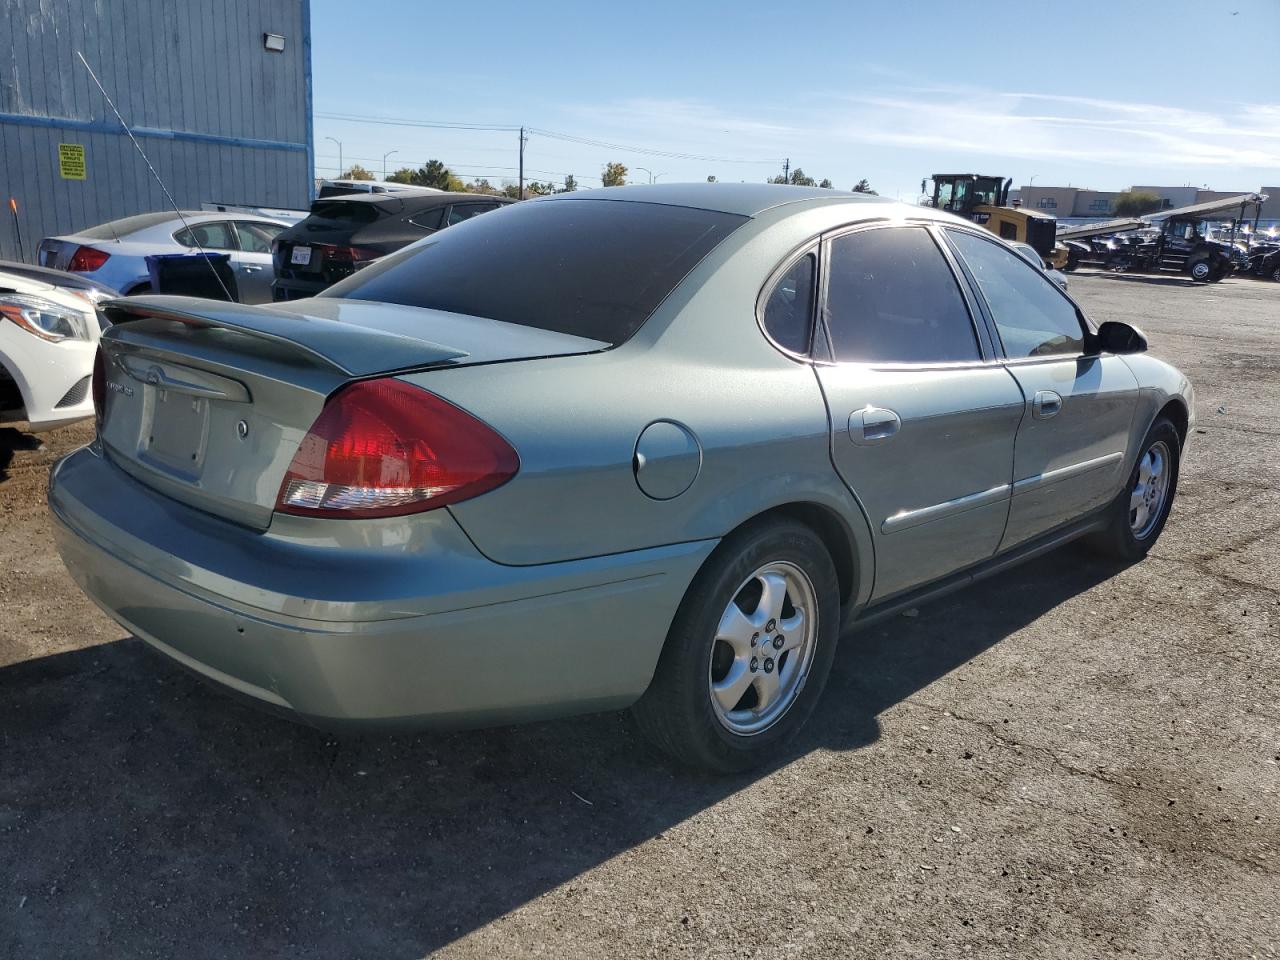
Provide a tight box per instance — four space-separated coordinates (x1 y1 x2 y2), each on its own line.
1016 184 1274 225
0 0 313 262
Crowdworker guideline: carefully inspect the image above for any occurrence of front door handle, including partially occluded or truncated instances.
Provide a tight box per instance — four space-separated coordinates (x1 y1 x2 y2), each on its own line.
850 406 901 445
1032 390 1062 419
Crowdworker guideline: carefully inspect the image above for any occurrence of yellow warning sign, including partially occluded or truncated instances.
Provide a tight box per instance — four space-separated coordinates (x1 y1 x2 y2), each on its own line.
58 143 86 180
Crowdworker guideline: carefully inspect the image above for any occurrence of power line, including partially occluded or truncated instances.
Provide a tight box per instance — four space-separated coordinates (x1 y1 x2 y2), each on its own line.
314 111 785 165
316 112 519 132
528 127 784 165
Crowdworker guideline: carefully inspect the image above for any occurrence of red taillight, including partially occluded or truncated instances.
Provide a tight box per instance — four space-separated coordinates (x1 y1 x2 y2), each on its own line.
318 244 379 264
275 379 519 519
91 347 106 432
68 245 110 272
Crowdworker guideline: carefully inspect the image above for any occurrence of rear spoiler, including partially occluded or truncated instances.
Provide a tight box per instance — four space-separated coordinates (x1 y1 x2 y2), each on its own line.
102 295 469 378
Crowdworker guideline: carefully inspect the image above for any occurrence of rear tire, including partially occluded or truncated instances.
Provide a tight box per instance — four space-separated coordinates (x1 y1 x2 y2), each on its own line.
1271 266 1280 283
1088 417 1180 561
632 518 840 773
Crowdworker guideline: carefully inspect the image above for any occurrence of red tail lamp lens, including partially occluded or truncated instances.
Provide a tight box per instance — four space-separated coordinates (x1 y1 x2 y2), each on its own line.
68 246 110 272
275 379 518 519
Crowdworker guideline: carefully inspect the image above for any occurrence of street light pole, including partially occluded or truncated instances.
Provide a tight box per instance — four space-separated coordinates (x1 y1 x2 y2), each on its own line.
382 150 398 180
635 166 653 184
325 136 343 177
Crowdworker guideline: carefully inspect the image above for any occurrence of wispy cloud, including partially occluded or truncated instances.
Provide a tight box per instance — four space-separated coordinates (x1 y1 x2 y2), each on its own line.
820 87 1280 168
556 86 1279 185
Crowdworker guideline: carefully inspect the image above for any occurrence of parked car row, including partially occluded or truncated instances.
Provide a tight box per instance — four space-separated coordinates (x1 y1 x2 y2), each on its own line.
35 192 515 308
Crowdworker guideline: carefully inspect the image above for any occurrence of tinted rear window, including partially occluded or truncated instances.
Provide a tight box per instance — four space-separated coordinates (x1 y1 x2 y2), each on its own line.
307 200 384 224
321 199 748 344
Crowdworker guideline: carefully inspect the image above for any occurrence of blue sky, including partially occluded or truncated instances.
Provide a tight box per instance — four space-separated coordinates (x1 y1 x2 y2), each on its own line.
311 0 1279 197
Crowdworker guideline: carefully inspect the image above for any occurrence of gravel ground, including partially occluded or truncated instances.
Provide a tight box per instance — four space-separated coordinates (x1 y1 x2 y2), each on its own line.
2 272 1277 959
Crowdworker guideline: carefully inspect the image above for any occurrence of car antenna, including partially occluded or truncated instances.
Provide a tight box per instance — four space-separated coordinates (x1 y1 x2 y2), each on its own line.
75 50 233 301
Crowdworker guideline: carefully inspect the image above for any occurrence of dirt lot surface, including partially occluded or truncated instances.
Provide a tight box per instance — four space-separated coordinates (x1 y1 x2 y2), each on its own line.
2 272 1277 959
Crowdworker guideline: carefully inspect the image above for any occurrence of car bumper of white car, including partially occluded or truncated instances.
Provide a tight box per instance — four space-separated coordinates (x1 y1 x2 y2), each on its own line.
0 325 97 431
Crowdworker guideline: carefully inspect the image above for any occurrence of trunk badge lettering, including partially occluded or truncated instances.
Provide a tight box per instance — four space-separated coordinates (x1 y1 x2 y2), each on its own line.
105 381 133 397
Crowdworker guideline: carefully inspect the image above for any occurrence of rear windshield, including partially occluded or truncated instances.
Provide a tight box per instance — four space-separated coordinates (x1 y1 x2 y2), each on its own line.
321 199 747 344
307 200 384 224
79 212 182 239
317 184 367 198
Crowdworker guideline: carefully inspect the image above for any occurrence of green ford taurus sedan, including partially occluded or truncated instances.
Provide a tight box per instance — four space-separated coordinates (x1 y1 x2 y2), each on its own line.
49 184 1193 771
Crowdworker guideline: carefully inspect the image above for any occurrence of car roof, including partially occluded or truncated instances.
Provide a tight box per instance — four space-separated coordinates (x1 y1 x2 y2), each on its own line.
538 182 895 218
315 191 510 208
74 210 284 240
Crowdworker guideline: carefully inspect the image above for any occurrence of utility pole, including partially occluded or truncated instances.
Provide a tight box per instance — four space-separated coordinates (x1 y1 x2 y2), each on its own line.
518 126 526 199
783 158 790 183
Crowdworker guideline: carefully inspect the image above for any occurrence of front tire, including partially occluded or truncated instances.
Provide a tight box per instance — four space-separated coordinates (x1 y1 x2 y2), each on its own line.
1189 259 1212 283
632 518 840 772
1088 417 1181 561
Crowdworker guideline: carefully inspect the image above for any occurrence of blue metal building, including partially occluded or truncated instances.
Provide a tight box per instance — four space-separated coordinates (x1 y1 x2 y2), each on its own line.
0 0 313 262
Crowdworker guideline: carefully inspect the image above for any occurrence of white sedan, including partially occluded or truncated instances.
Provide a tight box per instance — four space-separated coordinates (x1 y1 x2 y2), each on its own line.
0 271 102 431
38 211 288 304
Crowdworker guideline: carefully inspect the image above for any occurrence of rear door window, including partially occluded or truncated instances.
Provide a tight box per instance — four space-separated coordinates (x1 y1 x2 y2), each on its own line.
446 202 501 226
322 199 747 345
946 229 1085 358
823 227 980 364
233 221 283 253
407 207 446 231
173 221 235 250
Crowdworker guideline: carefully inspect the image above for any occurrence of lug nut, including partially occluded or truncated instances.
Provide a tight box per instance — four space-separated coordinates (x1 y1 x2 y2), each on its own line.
773 635 784 649
750 657 759 673
765 618 777 633
751 633 759 647
763 658 775 673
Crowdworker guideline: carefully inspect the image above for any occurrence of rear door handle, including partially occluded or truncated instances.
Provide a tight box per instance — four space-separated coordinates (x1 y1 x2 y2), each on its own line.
1032 390 1062 419
850 406 901 445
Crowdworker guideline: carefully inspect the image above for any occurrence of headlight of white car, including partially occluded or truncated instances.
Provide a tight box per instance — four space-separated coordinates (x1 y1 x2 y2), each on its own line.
0 294 93 342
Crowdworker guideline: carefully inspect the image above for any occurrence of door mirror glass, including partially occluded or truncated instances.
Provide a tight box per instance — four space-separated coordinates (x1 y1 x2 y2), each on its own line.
1092 320 1147 355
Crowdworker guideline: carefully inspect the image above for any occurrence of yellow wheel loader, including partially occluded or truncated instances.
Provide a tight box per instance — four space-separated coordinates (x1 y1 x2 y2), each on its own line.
922 174 1068 269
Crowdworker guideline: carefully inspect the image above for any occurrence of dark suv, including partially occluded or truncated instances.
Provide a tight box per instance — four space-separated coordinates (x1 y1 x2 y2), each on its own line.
272 192 512 300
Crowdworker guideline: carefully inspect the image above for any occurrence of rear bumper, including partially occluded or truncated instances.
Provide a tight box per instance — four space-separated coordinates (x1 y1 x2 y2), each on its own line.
271 277 330 301
50 445 715 729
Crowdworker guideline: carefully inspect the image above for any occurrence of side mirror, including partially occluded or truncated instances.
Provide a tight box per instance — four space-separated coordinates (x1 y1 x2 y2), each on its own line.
1091 320 1147 355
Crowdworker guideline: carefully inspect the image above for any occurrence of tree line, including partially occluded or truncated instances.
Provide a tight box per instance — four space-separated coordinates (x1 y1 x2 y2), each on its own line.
335 161 875 197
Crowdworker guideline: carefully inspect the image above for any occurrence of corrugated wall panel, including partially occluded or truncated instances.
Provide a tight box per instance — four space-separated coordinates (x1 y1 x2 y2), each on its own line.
0 0 309 262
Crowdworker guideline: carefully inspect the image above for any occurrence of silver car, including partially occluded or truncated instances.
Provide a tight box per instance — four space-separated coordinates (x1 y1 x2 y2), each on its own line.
49 185 1193 772
39 211 289 303
1009 240 1069 291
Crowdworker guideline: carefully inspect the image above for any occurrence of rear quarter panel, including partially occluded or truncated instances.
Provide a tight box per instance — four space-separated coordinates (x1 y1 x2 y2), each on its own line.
422 202 881 603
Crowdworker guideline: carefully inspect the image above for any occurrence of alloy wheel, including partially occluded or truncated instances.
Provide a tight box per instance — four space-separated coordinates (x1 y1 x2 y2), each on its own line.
708 560 818 736
1130 441 1171 539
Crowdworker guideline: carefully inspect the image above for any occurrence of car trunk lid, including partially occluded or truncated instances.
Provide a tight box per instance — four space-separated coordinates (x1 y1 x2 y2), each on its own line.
97 295 605 529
